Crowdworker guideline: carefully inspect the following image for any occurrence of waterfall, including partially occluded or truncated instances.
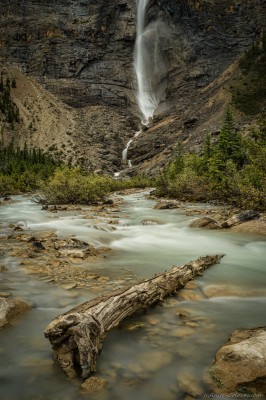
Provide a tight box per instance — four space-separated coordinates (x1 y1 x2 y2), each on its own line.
120 0 167 170
122 139 133 161
134 0 165 126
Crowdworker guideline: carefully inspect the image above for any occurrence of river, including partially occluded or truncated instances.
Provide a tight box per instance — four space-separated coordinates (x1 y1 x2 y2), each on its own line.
0 191 265 400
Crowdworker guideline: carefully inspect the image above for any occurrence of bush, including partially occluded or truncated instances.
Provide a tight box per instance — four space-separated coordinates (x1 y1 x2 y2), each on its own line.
40 167 154 205
155 111 266 210
40 168 109 204
0 175 17 196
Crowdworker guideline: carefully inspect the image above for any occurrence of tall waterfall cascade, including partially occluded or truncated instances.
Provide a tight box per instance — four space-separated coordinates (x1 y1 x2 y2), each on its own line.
121 0 167 169
134 0 166 126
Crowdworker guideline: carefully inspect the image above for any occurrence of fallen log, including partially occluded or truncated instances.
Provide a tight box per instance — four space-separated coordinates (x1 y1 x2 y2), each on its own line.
44 254 223 379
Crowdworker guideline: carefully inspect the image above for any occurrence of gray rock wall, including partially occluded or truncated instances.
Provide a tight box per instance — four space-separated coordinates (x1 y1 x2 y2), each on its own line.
0 0 264 113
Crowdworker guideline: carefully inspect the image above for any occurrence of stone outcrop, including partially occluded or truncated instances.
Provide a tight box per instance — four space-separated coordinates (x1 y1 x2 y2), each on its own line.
0 0 265 173
222 210 260 228
190 210 261 230
207 327 266 396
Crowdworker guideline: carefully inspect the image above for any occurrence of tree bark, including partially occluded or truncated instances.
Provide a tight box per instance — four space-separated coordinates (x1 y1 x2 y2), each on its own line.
44 254 223 379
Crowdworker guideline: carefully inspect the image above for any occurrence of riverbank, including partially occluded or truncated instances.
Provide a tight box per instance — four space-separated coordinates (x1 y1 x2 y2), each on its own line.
1 190 266 292
0 190 265 399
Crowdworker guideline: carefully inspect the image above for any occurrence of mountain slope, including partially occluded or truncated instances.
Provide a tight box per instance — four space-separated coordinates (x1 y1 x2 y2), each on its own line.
0 0 265 174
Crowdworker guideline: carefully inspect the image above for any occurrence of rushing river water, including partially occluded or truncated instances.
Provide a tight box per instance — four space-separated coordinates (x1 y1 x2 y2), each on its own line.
0 192 265 400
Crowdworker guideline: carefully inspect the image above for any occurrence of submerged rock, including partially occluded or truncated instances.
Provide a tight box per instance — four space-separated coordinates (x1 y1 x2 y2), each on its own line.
141 219 161 225
207 327 266 396
129 350 172 374
0 292 11 298
176 371 203 398
153 201 181 210
202 284 266 298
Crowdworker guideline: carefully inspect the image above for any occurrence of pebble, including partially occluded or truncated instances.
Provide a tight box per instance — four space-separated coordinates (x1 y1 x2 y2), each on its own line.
144 315 161 325
59 283 77 290
80 376 107 393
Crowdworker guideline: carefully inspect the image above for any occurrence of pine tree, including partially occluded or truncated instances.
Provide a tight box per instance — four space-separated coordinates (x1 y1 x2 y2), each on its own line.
217 106 246 167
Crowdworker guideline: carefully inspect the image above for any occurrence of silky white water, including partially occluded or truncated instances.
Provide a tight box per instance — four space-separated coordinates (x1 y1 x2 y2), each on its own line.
134 0 162 125
0 192 265 400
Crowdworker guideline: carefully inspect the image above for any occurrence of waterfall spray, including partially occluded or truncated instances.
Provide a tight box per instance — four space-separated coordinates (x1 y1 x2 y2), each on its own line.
134 0 164 126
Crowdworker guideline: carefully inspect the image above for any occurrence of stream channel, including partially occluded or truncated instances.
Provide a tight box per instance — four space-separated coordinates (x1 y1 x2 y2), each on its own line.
0 190 265 400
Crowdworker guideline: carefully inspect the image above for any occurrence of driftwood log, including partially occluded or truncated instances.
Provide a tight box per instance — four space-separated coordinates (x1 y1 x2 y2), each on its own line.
44 254 223 379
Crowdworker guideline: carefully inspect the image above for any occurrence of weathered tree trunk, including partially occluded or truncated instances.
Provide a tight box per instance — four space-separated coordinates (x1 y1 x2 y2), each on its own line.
44 255 223 379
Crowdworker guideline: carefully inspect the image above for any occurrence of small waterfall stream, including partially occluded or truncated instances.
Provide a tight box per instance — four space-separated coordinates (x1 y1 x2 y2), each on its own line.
0 192 265 400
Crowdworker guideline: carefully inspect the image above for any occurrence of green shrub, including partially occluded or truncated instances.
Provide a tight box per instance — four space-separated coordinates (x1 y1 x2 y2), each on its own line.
0 175 17 196
155 110 266 210
40 168 153 205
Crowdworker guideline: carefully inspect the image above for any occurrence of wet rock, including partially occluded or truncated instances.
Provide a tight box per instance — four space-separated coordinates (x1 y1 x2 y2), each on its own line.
0 298 31 327
144 315 161 325
3 197 13 204
141 219 161 225
231 217 266 235
0 292 11 298
170 327 194 338
59 283 77 290
184 281 198 289
177 289 205 301
222 210 260 228
13 225 24 231
104 199 114 205
153 201 181 210
32 241 46 251
96 276 109 284
121 321 144 331
0 265 7 272
207 327 266 396
18 234 36 242
176 310 190 319
184 321 199 328
54 238 98 258
190 217 221 229
80 376 107 393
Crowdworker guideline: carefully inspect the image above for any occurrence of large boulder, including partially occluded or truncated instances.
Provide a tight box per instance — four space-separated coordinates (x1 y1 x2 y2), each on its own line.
222 210 260 228
0 298 31 328
207 327 266 396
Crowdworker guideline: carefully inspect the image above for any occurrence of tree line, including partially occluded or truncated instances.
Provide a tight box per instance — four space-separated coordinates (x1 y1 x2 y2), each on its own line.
0 72 19 128
155 108 266 210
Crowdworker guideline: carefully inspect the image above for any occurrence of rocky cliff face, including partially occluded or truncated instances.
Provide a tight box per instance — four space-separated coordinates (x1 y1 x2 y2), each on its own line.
0 0 265 174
